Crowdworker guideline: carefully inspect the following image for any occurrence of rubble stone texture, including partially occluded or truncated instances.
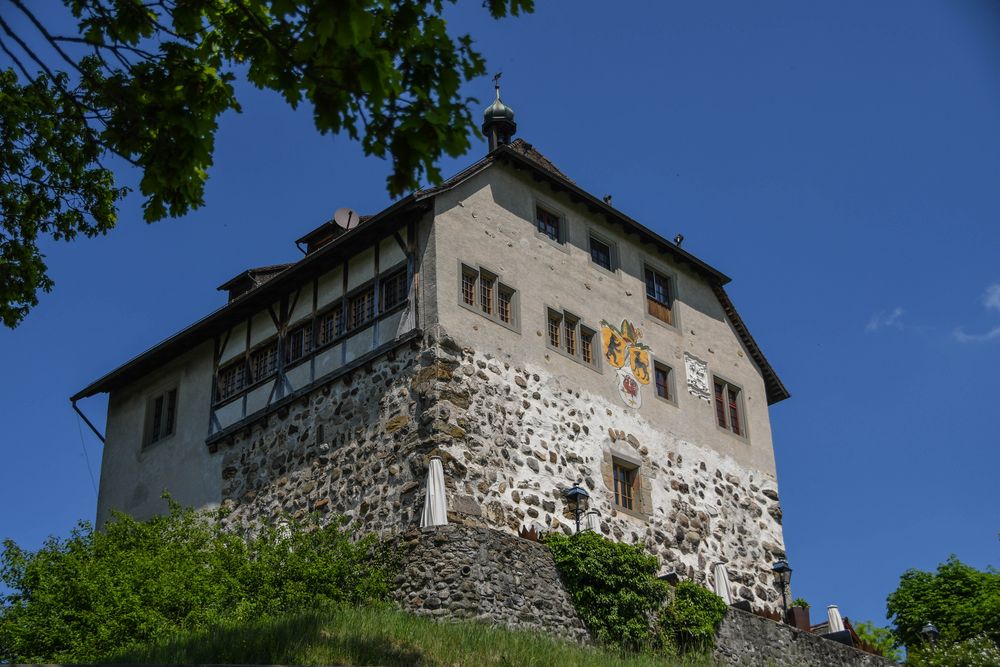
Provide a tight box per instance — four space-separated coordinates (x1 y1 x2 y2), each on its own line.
218 333 786 615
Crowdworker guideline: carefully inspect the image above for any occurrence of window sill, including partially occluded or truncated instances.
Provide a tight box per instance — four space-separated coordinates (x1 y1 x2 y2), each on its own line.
458 300 520 334
534 230 571 254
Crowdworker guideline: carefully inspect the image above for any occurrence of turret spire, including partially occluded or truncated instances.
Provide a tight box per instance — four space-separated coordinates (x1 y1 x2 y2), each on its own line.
482 73 516 152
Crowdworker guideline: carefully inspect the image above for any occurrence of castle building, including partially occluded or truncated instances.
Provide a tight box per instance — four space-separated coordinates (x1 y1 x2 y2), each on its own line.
74 86 790 611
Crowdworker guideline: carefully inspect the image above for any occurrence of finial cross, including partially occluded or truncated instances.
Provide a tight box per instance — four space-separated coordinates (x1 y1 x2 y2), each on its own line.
493 72 502 98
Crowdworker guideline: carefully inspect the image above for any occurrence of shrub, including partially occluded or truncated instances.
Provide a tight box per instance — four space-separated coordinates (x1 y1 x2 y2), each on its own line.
0 500 395 663
906 635 1000 667
852 620 902 662
658 581 729 653
546 531 727 656
791 597 809 609
545 531 670 651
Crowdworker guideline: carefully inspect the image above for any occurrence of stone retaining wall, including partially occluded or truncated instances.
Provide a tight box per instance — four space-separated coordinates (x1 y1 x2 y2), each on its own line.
714 607 892 666
393 523 589 641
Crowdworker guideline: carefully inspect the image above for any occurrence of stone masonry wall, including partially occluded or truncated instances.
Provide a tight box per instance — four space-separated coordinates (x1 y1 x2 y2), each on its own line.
214 332 786 612
393 523 589 641
714 608 892 667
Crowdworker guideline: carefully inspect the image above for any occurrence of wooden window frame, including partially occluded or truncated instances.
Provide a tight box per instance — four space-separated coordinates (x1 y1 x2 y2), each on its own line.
457 262 520 333
613 461 637 512
284 321 312 365
644 265 675 327
535 205 562 243
545 307 600 372
653 360 676 406
713 375 748 441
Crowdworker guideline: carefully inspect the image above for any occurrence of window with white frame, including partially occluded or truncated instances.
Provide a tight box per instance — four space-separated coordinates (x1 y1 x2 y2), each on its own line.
459 263 518 331
545 307 598 370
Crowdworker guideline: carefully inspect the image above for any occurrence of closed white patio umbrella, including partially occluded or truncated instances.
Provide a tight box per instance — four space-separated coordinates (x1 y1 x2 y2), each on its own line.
713 563 733 605
827 604 845 633
420 456 448 528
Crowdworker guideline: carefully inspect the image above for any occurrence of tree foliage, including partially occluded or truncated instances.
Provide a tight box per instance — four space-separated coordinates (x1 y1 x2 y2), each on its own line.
0 0 533 327
0 501 396 663
886 556 1000 651
851 620 902 663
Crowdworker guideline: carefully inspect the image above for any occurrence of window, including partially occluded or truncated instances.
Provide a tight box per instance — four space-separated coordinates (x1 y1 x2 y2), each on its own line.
146 387 177 446
613 461 636 511
536 206 562 242
644 266 673 325
714 377 745 437
654 362 673 402
317 304 343 346
217 360 247 402
249 341 278 383
348 286 375 330
589 235 613 271
458 263 519 331
546 308 599 370
380 268 408 312
284 322 312 364
498 286 514 325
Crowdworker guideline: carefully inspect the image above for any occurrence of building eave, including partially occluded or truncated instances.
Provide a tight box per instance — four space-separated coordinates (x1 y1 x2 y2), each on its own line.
71 194 427 402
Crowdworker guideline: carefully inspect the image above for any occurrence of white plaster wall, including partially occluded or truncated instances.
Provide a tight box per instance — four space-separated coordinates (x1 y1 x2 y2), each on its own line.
289 283 313 325
97 340 221 525
219 321 247 364
317 265 343 308
430 165 778 476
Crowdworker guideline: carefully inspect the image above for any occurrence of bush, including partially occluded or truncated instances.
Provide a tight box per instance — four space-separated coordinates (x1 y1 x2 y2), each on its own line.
658 581 729 653
546 531 727 656
791 597 809 609
0 500 395 663
546 531 670 651
906 635 1000 667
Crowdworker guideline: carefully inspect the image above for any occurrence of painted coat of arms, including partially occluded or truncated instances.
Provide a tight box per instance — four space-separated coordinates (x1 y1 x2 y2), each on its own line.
601 319 651 408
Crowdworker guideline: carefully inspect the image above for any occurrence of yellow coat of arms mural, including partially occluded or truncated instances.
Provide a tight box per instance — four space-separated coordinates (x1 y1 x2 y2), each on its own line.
601 319 651 408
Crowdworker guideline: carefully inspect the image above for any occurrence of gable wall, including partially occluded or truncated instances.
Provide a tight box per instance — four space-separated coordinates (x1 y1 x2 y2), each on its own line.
430 164 778 476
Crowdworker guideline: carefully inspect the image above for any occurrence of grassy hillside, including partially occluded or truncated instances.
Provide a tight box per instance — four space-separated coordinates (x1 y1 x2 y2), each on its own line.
105 606 718 667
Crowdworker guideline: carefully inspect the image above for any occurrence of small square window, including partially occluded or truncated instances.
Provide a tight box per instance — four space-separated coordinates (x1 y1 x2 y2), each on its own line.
536 206 562 243
644 266 674 325
590 236 613 271
714 377 746 438
146 387 177 446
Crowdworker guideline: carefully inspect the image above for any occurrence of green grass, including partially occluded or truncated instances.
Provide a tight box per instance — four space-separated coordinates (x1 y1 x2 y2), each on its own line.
105 606 718 666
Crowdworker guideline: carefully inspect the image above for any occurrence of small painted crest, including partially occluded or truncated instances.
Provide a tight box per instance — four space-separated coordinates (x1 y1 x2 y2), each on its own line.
602 327 627 368
601 319 653 408
629 347 652 385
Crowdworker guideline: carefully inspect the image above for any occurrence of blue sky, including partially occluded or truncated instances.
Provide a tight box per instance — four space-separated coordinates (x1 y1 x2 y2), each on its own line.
2 0 998 630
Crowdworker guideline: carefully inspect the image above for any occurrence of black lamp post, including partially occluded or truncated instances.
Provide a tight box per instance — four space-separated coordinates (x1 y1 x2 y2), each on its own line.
771 559 792 622
563 481 590 534
921 621 939 645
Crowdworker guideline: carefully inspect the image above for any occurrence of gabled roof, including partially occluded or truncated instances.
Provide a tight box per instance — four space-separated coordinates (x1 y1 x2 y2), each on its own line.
73 138 788 405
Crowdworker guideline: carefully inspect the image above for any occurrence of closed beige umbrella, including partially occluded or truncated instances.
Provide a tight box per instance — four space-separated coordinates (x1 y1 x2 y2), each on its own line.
420 457 448 528
713 563 733 605
827 604 845 632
